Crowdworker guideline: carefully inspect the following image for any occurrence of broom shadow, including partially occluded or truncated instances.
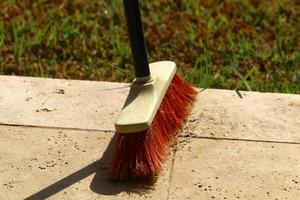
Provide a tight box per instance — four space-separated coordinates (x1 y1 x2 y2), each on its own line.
25 134 155 200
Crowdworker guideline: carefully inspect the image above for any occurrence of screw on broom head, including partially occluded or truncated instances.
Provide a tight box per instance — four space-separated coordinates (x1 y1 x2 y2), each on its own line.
109 0 197 180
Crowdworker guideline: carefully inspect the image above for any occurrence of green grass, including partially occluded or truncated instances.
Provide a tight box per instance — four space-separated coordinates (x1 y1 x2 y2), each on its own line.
0 0 300 93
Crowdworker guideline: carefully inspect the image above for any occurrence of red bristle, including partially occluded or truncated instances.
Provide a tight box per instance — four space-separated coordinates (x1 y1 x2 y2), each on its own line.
109 74 197 181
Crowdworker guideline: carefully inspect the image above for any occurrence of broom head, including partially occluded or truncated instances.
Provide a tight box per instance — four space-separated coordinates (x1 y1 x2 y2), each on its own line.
110 61 197 180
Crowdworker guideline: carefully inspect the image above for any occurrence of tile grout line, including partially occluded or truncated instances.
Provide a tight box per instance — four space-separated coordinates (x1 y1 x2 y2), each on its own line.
166 148 177 200
0 123 115 133
186 135 300 145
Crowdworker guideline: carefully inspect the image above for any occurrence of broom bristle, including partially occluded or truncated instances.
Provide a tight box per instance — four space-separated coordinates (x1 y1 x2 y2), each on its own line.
109 74 197 181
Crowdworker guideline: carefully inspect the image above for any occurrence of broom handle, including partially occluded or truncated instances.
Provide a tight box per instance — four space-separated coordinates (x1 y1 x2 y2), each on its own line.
123 0 151 80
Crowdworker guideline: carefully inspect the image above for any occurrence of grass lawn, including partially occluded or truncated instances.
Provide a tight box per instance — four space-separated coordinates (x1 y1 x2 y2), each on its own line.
0 0 300 93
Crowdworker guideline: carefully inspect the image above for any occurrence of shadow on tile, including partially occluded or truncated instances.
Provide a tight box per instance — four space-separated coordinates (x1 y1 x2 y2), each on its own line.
25 134 155 200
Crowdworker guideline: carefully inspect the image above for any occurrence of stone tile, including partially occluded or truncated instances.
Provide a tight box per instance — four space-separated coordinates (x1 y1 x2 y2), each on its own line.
0 126 171 200
190 89 300 142
169 138 300 200
0 76 129 131
2 76 299 143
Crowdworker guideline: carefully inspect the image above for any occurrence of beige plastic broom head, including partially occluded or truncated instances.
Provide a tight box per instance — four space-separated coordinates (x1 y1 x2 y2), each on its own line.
115 61 176 133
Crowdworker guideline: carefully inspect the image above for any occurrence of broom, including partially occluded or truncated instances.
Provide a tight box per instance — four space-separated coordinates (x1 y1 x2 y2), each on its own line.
109 0 197 181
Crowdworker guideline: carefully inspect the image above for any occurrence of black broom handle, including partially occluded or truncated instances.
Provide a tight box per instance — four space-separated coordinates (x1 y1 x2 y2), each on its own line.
123 0 150 79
